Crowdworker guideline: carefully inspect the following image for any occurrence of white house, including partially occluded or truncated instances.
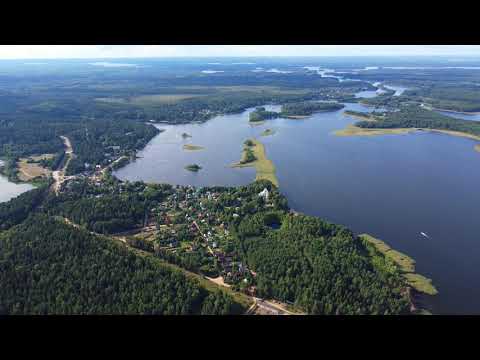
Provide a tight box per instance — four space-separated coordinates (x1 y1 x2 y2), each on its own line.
258 188 269 201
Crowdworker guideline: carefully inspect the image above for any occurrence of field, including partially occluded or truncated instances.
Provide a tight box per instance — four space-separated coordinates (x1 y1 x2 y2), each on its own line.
96 93 205 105
175 85 311 95
231 138 279 187
94 86 311 108
17 155 53 181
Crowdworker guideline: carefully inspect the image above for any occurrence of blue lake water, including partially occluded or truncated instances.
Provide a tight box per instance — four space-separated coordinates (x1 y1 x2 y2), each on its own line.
116 101 480 314
0 174 34 203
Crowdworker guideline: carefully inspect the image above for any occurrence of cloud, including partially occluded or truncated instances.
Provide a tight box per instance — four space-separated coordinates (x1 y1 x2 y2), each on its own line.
0 45 479 59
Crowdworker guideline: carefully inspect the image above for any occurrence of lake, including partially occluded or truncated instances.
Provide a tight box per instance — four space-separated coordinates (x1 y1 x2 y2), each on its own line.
0 173 34 203
116 99 480 314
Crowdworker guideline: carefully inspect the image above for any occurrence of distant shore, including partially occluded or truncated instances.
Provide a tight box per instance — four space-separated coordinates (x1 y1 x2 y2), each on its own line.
334 124 480 153
430 107 480 116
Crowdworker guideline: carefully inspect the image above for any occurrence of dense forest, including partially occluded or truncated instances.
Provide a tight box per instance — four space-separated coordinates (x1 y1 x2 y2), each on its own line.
404 85 480 112
356 105 480 136
0 215 244 315
0 184 50 231
0 115 159 177
0 172 415 314
225 181 410 315
280 101 345 116
249 107 279 122
44 176 172 234
64 118 159 175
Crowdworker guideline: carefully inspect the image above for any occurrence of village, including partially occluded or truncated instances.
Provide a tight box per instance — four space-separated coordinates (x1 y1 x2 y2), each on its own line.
57 161 276 298
49 135 298 314
151 185 273 295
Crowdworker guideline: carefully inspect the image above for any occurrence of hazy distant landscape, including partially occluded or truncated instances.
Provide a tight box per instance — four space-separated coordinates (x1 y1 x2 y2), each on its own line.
2 52 480 315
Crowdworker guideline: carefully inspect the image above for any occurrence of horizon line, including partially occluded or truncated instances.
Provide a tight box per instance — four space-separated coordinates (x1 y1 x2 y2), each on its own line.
2 54 479 61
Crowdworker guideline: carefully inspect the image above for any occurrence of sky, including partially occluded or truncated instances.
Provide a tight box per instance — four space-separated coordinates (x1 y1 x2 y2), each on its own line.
0 45 479 59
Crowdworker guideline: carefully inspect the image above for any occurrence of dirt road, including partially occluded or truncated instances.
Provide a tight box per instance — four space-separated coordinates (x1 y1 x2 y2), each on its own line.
52 136 74 194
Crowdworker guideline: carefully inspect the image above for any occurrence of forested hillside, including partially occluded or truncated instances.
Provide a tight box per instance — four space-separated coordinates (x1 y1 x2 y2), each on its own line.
232 188 410 315
281 101 344 116
0 215 245 315
0 184 50 231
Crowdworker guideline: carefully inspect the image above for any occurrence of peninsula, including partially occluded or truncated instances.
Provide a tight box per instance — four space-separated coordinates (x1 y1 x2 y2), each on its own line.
231 138 278 187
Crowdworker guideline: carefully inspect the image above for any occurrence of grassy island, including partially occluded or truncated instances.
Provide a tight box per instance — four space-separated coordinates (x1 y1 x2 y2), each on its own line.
359 234 438 296
183 144 205 151
335 124 418 137
261 128 276 136
231 138 278 187
185 164 202 172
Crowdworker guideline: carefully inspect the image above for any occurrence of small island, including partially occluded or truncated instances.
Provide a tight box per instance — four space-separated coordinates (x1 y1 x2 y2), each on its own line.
183 144 205 151
280 101 345 118
249 107 279 123
261 128 276 136
185 164 202 172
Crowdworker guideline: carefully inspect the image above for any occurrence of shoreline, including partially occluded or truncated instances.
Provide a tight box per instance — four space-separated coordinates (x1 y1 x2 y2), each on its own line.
334 124 480 152
359 233 438 313
334 124 418 137
342 111 378 122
